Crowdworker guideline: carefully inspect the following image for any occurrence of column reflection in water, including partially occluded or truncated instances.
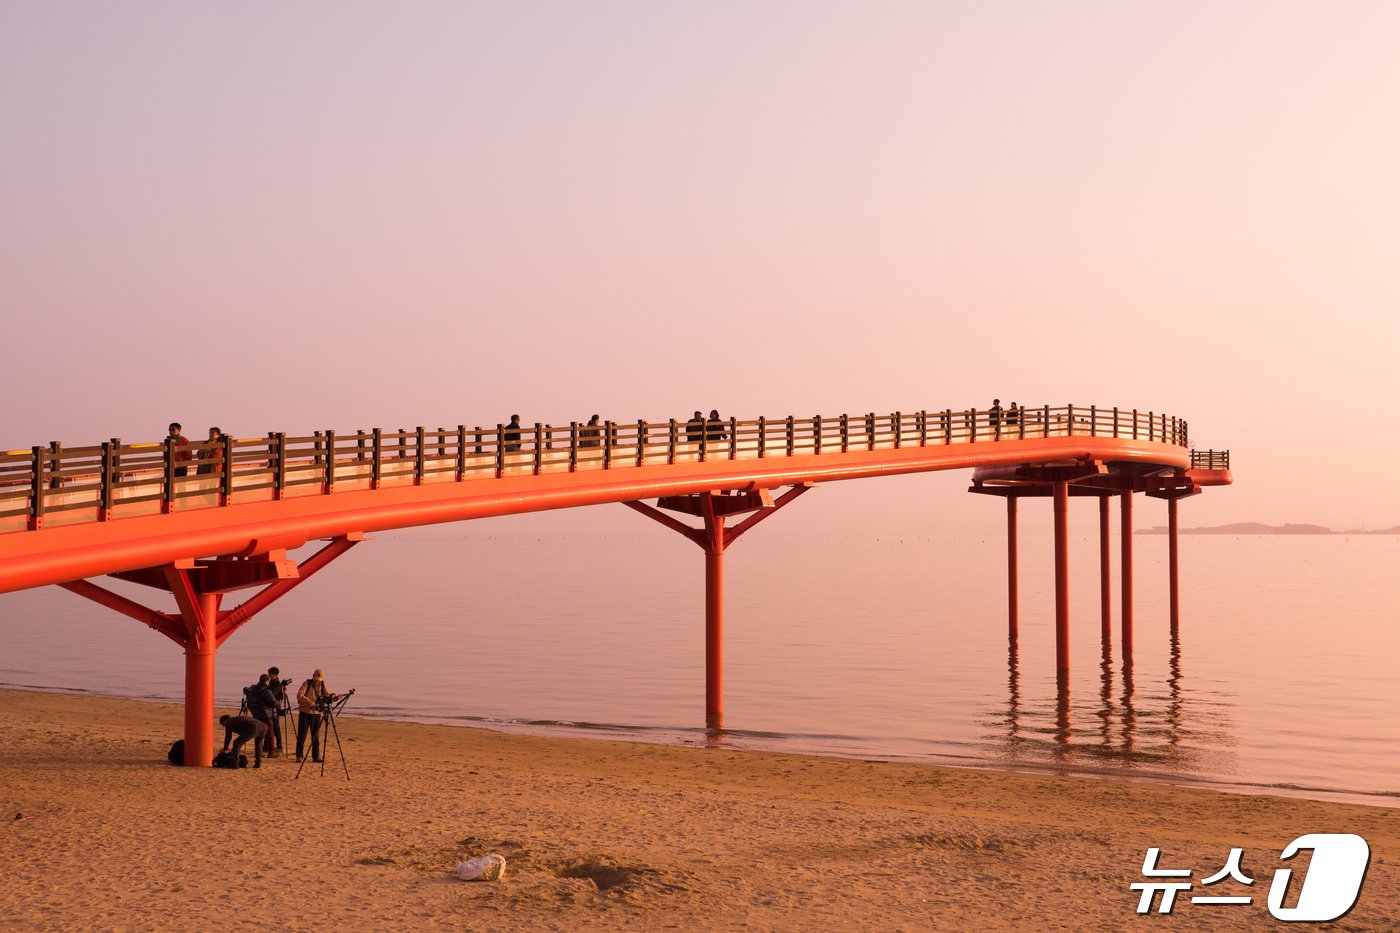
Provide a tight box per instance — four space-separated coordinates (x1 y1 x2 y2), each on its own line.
988 612 1235 779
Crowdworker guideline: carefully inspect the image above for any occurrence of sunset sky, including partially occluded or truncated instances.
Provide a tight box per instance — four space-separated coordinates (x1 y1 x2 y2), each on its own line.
4 3 1398 534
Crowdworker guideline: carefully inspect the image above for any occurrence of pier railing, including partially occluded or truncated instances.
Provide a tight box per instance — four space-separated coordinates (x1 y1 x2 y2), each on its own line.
1190 449 1230 470
1 404 1192 533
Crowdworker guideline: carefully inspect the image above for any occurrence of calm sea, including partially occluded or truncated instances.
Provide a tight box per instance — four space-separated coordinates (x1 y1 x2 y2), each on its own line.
3 532 1397 806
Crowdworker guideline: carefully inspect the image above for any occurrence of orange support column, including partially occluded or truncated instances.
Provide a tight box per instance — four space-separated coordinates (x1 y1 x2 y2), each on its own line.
704 540 724 730
183 592 218 767
1168 497 1180 632
1053 479 1070 674
1121 489 1134 662
1099 495 1111 649
1007 496 1018 644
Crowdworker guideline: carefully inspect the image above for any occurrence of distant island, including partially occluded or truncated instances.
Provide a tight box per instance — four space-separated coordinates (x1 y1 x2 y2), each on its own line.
1138 522 1400 535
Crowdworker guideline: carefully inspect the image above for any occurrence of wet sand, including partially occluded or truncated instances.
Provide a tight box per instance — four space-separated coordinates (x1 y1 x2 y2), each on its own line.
1 687 1396 931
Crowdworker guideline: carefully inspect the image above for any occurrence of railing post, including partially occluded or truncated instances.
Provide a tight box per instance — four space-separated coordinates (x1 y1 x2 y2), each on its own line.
1148 411 1155 442
221 433 235 505
29 445 45 530
757 416 767 457
313 431 324 469
474 427 483 455
324 430 336 493
919 410 927 446
415 426 426 485
603 421 613 469
370 429 382 489
840 414 849 452
162 437 176 514
813 415 822 454
356 430 367 463
272 432 287 498
534 423 544 475
668 419 677 465
495 425 505 478
437 427 447 461
1090 404 1096 436
699 418 708 463
636 420 646 466
1043 404 1050 438
728 417 737 459
99 441 114 521
111 437 123 486
968 409 976 443
1113 407 1119 437
867 412 875 450
785 415 794 455
1132 408 1138 440
1067 403 1075 436
944 409 952 445
47 441 62 491
457 425 468 480
569 422 578 472
893 411 902 449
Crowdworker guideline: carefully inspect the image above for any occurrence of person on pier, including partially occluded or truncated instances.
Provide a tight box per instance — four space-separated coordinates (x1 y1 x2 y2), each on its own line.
167 423 193 477
196 427 224 476
581 414 601 448
705 409 727 443
504 415 522 453
685 411 704 444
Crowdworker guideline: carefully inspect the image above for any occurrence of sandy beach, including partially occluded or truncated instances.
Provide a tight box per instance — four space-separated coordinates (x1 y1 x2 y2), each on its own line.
1 687 1395 931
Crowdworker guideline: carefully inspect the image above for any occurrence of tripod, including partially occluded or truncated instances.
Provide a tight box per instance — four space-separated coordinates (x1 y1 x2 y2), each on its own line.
296 689 354 781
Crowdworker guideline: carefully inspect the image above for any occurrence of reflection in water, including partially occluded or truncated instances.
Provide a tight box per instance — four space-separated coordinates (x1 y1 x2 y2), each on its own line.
989 625 1235 778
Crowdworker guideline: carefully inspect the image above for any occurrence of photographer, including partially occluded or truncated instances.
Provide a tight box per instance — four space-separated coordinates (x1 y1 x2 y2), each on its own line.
266 666 291 756
245 674 279 758
295 669 337 763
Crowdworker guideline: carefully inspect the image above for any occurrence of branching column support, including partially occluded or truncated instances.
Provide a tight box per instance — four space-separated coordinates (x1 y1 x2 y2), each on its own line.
57 534 363 766
624 485 811 730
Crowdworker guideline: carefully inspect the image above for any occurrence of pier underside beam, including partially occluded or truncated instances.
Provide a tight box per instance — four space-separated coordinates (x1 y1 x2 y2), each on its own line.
56 534 363 766
624 485 811 729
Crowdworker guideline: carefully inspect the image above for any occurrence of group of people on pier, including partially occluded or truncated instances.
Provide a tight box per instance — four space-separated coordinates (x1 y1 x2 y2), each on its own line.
166 423 226 477
218 667 340 768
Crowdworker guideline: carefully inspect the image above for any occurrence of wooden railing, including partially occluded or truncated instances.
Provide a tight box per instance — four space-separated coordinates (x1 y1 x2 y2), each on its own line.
0 404 1195 533
1190 449 1230 470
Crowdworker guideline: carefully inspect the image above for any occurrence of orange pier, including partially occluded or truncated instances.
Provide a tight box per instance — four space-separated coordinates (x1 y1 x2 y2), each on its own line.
0 405 1231 764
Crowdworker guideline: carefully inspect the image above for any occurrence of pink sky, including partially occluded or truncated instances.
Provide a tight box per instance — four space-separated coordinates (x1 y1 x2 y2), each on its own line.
3 3 1398 534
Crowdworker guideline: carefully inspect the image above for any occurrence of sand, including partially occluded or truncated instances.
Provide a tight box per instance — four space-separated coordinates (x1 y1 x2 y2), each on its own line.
0 688 1395 931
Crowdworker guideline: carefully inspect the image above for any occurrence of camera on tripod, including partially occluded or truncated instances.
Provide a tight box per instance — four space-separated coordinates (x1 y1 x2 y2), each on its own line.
315 687 355 713
277 677 293 688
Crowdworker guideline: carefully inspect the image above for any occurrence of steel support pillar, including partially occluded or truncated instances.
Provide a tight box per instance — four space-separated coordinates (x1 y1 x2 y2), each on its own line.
182 592 219 766
704 518 724 729
1007 495 1018 644
1052 479 1070 673
1121 489 1134 662
624 485 811 730
1099 495 1111 650
1168 496 1180 632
